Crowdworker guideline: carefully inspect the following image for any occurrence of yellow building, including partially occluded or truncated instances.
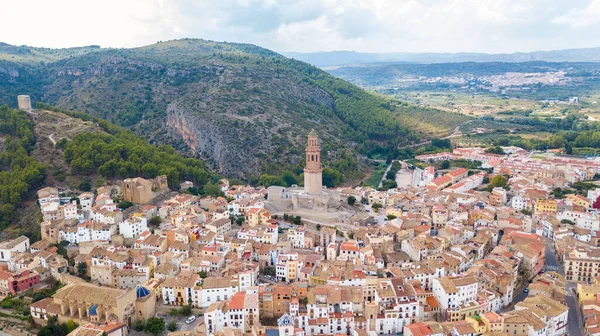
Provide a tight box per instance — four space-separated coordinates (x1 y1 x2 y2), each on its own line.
247 208 271 227
534 199 558 215
577 283 600 302
567 194 591 209
465 316 487 334
45 283 155 326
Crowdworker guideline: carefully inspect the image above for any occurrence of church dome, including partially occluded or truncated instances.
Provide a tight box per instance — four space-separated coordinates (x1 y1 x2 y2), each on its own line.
89 304 98 316
136 286 150 298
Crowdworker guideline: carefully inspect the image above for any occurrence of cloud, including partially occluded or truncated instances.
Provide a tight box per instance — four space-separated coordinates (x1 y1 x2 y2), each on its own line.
0 0 599 53
552 0 600 27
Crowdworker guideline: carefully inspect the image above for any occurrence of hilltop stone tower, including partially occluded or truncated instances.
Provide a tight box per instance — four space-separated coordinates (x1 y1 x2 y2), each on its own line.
17 95 31 110
304 129 323 195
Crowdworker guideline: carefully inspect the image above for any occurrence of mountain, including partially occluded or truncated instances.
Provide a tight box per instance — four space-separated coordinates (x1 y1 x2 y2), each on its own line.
283 47 600 67
0 39 469 181
0 104 215 240
0 42 101 64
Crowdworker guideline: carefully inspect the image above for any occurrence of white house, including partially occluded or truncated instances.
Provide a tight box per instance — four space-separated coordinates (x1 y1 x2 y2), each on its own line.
77 192 95 212
432 276 478 311
0 236 30 262
197 277 239 308
119 216 149 239
204 292 259 335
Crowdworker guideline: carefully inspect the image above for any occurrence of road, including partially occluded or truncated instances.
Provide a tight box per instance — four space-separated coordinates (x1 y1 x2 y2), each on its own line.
566 283 583 336
180 316 203 332
136 313 202 335
544 238 583 336
48 133 56 145
362 203 387 226
378 161 395 188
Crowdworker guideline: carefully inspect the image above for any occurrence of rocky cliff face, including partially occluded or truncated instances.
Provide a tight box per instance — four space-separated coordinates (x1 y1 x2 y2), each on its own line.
0 39 433 180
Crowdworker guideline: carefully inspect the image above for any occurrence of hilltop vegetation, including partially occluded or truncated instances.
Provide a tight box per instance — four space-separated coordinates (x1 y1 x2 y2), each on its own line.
0 39 465 181
0 106 47 229
0 42 101 64
0 104 218 239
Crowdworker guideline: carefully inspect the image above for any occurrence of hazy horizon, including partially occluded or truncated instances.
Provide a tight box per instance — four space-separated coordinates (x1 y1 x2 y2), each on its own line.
1 0 599 54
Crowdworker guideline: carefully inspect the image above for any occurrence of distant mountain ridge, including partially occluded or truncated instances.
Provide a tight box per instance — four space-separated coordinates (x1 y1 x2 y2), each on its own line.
283 47 600 67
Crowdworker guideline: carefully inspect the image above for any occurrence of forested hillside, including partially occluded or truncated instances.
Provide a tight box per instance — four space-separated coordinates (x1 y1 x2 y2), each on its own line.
0 39 465 181
0 106 47 230
0 104 217 240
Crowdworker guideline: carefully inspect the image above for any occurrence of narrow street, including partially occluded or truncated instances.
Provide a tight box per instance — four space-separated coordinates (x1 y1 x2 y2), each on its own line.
543 239 583 336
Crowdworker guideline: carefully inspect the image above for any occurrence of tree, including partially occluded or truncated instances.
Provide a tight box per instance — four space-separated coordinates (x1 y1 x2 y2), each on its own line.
281 170 298 187
203 182 222 197
348 232 354 239
490 175 509 190
379 179 397 191
167 320 178 332
372 203 383 211
132 320 145 332
236 216 244 226
263 267 275 276
316 224 322 231
322 168 342 188
520 209 532 215
440 160 450 169
77 262 87 278
179 305 192 316
95 176 106 187
292 216 302 225
485 146 505 155
432 138 451 149
145 317 165 336
149 216 161 226
198 271 207 279
386 214 397 220
258 174 284 187
79 180 92 192
347 196 356 205
118 200 133 209
37 316 75 336
565 142 573 155
65 320 77 333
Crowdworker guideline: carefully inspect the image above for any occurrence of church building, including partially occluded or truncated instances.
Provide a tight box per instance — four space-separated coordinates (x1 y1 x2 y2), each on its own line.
304 129 323 195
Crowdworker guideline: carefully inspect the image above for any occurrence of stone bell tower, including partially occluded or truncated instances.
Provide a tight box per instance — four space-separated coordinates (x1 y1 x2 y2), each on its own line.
304 129 323 195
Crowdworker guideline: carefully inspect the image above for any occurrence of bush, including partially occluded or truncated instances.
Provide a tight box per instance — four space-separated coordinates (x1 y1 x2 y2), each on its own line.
78 180 92 192
347 196 356 205
145 317 165 336
167 320 178 332
132 320 145 331
118 200 133 209
149 216 161 226
179 305 192 316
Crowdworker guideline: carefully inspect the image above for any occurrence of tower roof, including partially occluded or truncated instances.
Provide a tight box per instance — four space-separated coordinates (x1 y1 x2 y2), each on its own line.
89 304 98 316
136 286 150 298
308 129 318 137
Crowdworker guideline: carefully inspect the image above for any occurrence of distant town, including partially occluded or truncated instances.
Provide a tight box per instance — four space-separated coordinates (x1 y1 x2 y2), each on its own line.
3 130 600 336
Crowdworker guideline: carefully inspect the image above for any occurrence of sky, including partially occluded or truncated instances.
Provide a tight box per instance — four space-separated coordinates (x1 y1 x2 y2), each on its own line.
1 0 599 53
